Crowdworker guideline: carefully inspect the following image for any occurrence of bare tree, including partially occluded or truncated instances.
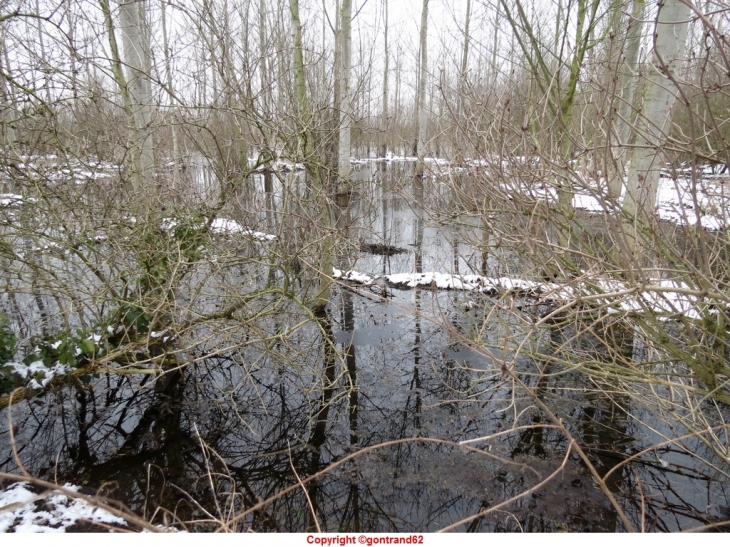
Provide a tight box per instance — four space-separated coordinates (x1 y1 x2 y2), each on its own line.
258 0 270 115
289 0 333 314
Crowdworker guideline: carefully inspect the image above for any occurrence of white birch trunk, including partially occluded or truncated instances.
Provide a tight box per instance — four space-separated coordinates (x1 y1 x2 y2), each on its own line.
35 0 51 105
395 44 401 153
623 0 691 221
65 1 79 99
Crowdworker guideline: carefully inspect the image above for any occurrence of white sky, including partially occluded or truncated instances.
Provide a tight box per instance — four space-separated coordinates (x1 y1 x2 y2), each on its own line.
3 0 673 111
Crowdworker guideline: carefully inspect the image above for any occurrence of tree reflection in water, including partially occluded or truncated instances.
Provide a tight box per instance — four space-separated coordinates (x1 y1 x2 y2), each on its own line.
2 168 730 532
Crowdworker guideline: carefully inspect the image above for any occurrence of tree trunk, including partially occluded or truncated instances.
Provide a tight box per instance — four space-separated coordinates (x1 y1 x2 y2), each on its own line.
289 0 333 314
118 0 155 193
557 0 601 208
65 1 79 100
380 0 389 158
160 0 180 177
415 0 428 177
609 0 645 198
338 0 353 186
100 0 143 194
0 25 17 152
34 0 51 106
457 0 471 162
258 0 269 114
491 1 499 91
395 44 401 154
327 0 341 186
623 0 691 227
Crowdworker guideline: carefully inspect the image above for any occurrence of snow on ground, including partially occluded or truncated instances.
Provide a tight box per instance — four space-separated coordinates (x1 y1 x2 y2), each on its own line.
0 482 128 532
571 175 730 230
8 156 118 185
249 158 305 172
572 191 616 212
333 268 556 296
0 194 38 207
352 156 730 230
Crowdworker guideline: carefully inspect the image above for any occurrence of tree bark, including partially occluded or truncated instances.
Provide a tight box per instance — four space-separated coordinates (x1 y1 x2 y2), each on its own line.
118 0 155 193
34 0 51 106
379 0 389 158
623 0 691 225
0 25 17 151
557 0 601 209
338 0 353 185
457 0 471 162
609 0 645 198
160 0 180 177
258 0 270 114
491 1 499 91
100 0 145 195
289 0 333 314
415 0 429 177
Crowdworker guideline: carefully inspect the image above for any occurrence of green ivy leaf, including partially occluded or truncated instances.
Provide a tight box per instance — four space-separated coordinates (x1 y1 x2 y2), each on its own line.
79 339 95 356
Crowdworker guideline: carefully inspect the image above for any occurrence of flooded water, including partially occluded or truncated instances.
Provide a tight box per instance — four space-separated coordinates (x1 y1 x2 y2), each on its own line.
1 160 729 532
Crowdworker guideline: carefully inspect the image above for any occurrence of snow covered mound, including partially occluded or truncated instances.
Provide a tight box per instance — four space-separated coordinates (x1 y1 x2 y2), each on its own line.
0 481 186 533
0 482 128 533
209 218 277 241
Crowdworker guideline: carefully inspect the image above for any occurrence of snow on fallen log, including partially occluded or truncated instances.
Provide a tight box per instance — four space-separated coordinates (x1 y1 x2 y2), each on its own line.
332 268 722 320
333 268 563 295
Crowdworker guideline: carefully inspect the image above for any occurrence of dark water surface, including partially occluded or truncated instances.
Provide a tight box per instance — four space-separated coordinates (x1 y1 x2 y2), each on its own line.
1 161 729 532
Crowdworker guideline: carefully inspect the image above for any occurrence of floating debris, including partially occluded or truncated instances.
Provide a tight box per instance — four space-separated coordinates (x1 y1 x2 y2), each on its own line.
359 241 407 256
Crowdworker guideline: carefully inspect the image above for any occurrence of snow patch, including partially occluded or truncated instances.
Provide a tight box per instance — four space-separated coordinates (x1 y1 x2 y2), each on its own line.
571 176 730 230
4 360 72 389
0 194 26 207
